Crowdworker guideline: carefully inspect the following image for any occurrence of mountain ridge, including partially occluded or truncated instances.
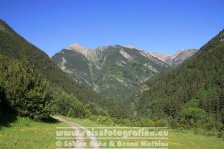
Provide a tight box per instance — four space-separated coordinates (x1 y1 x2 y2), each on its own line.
151 49 197 67
52 44 171 100
56 42 196 67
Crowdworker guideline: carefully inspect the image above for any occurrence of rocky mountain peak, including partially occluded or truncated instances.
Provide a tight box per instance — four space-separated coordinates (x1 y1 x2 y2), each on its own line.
67 43 93 57
151 49 197 67
125 45 137 49
68 43 87 50
150 51 170 62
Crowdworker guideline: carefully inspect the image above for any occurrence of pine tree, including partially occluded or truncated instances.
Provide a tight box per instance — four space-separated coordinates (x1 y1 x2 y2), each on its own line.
0 55 52 120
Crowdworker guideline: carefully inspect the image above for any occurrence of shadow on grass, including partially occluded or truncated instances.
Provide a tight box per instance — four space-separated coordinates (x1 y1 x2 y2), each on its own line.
0 105 18 128
0 92 59 126
0 89 18 128
42 116 60 123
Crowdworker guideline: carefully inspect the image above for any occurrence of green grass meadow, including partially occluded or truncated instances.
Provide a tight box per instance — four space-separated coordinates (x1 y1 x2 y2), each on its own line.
0 116 223 149
62 116 224 149
0 117 66 149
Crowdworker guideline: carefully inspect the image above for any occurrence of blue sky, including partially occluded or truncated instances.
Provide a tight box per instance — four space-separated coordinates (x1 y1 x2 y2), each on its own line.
0 0 224 56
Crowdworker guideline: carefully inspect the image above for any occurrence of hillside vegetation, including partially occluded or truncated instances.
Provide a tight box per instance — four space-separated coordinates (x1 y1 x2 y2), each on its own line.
132 29 224 133
0 20 107 104
53 44 170 100
0 19 120 121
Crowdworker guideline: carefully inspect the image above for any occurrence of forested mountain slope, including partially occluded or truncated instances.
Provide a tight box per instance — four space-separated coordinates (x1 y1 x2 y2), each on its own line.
0 19 117 119
134 29 224 124
0 19 105 104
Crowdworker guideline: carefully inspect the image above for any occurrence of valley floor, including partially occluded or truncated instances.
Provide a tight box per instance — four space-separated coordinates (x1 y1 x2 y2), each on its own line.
62 116 224 149
0 117 66 149
0 116 223 149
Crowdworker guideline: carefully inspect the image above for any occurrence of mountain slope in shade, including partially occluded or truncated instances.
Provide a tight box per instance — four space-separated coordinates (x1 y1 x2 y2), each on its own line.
133 29 224 122
52 44 170 100
151 49 197 67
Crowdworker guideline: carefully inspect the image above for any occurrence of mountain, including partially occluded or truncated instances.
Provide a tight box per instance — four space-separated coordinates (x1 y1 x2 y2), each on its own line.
0 19 107 107
133 29 224 123
52 44 170 100
151 49 197 67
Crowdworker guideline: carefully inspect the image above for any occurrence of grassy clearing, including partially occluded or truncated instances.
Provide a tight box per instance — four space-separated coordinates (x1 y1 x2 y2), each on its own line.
0 115 223 149
0 117 66 149
168 130 224 149
63 116 224 149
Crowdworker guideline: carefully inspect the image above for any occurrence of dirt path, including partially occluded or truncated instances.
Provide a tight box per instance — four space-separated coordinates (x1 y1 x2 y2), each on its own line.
53 116 99 149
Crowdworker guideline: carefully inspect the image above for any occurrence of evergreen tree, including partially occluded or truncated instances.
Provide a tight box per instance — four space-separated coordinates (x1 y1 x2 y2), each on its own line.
0 55 52 120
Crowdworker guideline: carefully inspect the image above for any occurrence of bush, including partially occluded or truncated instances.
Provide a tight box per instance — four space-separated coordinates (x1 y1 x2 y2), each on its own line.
180 108 207 128
204 129 219 136
140 119 155 127
168 119 179 129
90 115 114 126
218 131 224 138
112 118 134 126
193 128 204 135
155 119 169 127
203 117 223 130
133 121 142 127
86 104 107 116
54 91 88 118
194 128 220 136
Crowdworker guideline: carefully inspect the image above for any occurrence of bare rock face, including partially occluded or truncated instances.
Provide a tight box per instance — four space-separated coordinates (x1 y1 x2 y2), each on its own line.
151 49 197 67
150 52 170 62
218 30 224 41
67 43 95 57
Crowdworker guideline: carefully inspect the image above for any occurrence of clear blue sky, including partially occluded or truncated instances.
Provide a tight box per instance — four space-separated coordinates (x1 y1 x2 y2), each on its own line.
1 0 224 56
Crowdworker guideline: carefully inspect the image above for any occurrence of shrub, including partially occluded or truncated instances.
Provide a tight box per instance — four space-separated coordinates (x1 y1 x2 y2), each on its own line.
180 108 207 128
168 119 179 128
140 119 155 127
133 121 142 127
193 128 204 135
155 119 169 127
53 90 89 118
204 117 223 130
90 115 114 126
86 104 107 116
204 129 219 136
218 131 224 138
112 118 134 126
